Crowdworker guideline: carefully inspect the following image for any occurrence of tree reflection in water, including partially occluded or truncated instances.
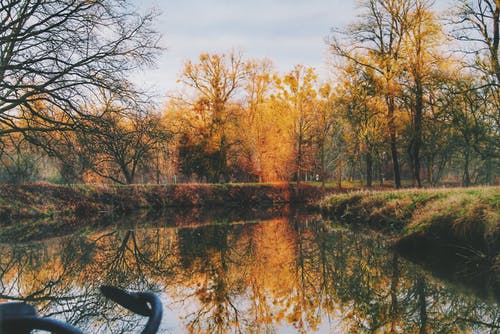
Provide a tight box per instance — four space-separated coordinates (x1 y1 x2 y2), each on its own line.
0 212 498 333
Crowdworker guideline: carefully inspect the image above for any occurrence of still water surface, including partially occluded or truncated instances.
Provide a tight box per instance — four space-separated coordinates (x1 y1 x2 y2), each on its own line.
0 209 498 333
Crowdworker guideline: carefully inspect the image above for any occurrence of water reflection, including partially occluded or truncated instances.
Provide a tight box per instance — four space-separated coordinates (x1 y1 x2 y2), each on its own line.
0 213 498 333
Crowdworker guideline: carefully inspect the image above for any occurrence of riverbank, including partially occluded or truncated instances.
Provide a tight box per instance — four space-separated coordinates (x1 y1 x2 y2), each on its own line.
0 182 352 242
2 184 498 281
0 182 352 221
319 186 499 294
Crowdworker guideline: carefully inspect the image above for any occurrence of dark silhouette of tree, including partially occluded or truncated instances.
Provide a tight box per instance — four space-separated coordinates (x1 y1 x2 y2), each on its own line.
0 0 161 136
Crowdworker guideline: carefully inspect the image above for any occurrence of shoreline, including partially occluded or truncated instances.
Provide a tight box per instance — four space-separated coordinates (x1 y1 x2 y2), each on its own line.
318 186 499 297
0 183 339 220
1 183 498 295
0 183 348 242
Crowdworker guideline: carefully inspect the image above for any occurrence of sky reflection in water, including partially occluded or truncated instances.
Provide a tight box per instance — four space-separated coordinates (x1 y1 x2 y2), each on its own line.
0 212 498 333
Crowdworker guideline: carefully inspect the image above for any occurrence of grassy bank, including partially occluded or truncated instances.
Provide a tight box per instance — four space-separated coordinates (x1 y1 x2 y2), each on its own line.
0 182 351 242
0 182 349 221
319 186 499 290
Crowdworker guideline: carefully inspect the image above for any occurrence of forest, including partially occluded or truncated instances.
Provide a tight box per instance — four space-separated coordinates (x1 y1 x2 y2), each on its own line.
0 0 498 188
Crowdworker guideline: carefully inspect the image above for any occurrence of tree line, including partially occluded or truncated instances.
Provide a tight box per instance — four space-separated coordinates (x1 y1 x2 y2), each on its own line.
0 0 498 187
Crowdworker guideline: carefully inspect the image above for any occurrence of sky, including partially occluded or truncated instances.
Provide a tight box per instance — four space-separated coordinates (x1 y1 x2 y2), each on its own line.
130 0 450 102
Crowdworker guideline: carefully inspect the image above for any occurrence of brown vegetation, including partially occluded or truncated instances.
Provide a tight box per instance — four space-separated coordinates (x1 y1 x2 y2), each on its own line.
0 183 349 221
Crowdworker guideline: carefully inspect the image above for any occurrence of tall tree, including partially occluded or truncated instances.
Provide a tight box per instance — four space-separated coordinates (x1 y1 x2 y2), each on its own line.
451 0 500 180
329 0 413 188
402 0 446 187
336 62 385 187
313 83 337 188
273 65 318 185
443 76 494 186
242 59 275 182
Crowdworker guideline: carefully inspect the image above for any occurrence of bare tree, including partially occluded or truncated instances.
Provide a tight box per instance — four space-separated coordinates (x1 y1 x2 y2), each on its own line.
449 0 500 182
0 0 161 136
451 0 500 84
82 109 170 184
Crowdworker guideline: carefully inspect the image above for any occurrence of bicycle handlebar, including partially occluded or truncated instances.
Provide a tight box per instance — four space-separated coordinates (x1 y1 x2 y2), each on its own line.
0 286 163 334
100 286 162 334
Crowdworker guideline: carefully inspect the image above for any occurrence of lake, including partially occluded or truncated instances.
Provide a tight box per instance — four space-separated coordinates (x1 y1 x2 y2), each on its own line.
0 207 498 333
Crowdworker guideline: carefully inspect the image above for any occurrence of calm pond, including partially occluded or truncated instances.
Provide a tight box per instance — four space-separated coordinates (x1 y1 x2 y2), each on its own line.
0 207 498 333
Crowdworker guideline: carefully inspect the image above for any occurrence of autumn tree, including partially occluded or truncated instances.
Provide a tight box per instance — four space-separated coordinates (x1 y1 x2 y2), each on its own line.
400 0 447 187
177 52 248 182
312 83 337 188
336 62 385 187
241 59 275 182
273 65 318 185
329 0 414 188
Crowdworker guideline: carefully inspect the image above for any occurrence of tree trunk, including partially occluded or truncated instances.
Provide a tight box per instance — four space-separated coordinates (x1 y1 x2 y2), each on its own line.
321 142 326 189
412 80 423 187
426 156 433 186
492 3 500 83
296 138 302 187
218 134 229 183
337 157 342 189
485 143 493 184
434 152 448 185
388 96 401 188
366 151 373 187
121 163 133 184
463 146 471 187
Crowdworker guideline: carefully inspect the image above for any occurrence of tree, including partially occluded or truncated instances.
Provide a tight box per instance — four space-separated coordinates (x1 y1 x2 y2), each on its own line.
336 62 385 187
0 0 161 136
420 78 456 185
328 0 413 188
401 0 445 187
443 76 495 186
313 83 337 188
273 65 318 185
450 0 500 181
0 133 42 184
451 0 500 84
82 109 170 184
241 59 275 182
403 0 443 187
178 51 248 182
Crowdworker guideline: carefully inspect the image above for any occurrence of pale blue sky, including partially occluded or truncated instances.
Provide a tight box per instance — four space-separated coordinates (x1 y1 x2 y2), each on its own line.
131 0 450 100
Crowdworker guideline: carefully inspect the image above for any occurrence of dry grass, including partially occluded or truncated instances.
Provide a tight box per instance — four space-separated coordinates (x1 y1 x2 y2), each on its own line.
0 182 349 221
321 187 498 228
404 188 499 252
319 186 499 273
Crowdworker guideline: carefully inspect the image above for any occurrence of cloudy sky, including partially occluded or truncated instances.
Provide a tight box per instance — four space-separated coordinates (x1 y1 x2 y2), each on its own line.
131 0 449 100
